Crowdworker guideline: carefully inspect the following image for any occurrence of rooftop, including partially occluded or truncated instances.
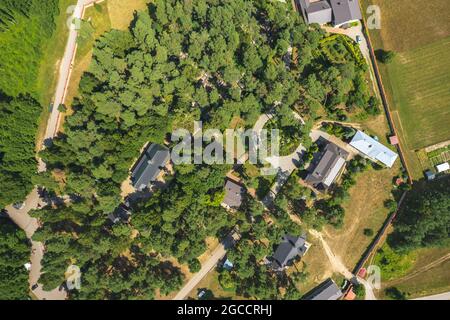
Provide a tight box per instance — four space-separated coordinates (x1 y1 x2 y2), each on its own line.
303 278 343 300
436 162 449 173
222 180 245 209
131 143 170 191
305 142 349 190
350 131 398 168
272 234 307 270
330 0 362 26
298 0 362 26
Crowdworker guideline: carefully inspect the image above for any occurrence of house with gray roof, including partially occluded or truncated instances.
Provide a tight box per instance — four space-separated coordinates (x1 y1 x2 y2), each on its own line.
271 235 308 271
130 143 170 191
305 142 349 191
221 180 245 210
298 0 362 27
303 278 343 300
107 203 132 224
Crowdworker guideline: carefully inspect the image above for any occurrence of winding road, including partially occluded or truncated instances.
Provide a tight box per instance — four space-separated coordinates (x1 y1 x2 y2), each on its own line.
5 0 100 300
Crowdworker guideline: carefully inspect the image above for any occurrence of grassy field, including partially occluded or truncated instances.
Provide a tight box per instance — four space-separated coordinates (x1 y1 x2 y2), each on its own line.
361 0 450 180
323 163 399 270
360 0 450 52
387 39 450 150
377 246 450 299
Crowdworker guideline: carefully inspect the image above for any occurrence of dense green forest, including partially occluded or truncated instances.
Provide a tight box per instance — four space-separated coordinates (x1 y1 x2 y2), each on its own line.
388 177 450 252
0 0 60 208
31 0 379 299
0 216 30 299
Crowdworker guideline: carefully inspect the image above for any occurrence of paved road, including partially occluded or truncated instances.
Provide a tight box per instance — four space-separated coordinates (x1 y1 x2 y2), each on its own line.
412 291 450 301
43 0 97 143
5 0 99 300
5 189 68 300
173 232 240 300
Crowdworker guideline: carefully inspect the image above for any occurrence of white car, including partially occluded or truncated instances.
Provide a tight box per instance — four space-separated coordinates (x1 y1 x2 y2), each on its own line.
356 35 362 44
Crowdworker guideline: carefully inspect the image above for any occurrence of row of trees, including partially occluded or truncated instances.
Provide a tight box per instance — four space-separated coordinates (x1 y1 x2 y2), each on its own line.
388 177 450 252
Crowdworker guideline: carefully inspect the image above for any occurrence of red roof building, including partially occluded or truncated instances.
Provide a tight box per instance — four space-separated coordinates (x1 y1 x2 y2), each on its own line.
389 135 399 145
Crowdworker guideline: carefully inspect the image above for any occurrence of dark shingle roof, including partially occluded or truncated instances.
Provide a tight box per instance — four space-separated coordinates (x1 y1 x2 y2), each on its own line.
108 204 132 224
272 235 307 270
330 0 362 26
304 278 343 300
222 180 245 209
131 143 170 191
305 142 348 189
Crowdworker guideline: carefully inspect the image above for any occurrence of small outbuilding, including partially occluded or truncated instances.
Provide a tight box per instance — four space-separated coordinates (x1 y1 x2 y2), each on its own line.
389 135 399 145
108 204 132 224
425 170 436 181
436 162 449 173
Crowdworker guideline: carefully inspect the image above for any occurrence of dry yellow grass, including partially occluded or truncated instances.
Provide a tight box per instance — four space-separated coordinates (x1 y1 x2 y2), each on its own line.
107 0 150 30
299 237 335 293
323 163 399 269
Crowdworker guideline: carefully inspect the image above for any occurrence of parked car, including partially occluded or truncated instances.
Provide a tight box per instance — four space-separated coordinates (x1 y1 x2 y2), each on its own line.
356 35 361 44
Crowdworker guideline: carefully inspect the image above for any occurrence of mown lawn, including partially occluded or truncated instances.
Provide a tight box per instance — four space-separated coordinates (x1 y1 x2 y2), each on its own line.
387 38 450 150
107 0 149 30
360 0 450 52
361 0 450 180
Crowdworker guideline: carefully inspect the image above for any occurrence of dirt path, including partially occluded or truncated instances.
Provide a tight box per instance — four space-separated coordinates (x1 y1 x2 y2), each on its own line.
309 229 378 300
309 229 354 280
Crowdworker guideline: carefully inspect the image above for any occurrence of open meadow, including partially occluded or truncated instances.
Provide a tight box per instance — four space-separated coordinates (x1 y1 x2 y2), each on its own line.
361 0 450 180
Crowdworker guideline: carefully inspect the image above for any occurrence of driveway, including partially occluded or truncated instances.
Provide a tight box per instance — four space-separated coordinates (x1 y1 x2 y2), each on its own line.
254 112 306 206
173 231 240 300
4 188 67 300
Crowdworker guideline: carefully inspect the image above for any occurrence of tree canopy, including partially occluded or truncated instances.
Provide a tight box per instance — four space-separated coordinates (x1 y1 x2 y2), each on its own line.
0 217 30 299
